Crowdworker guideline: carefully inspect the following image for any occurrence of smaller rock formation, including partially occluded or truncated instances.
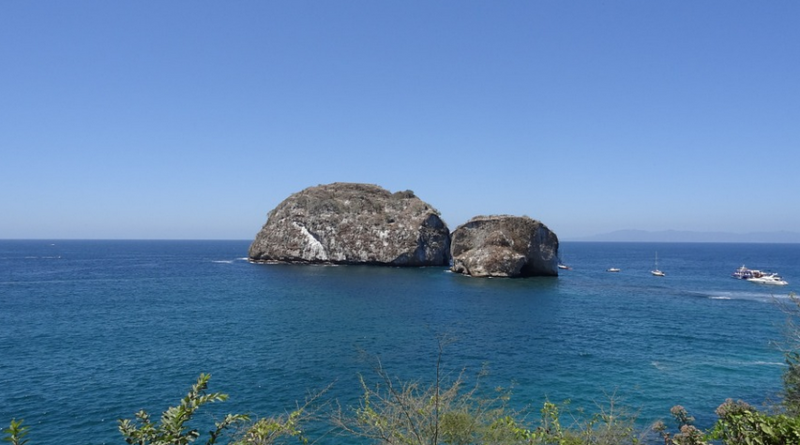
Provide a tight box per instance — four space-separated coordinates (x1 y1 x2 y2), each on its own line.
248 183 451 267
450 215 559 278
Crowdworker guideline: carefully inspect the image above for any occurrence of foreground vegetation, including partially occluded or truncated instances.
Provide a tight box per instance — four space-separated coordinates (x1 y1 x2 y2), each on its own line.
5 365 799 445
7 298 800 445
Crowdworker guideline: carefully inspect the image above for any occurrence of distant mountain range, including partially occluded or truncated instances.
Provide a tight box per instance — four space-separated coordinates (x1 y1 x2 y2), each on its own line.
569 229 800 243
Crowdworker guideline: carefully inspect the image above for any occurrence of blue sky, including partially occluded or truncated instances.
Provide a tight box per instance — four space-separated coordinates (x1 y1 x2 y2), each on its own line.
2 1 798 240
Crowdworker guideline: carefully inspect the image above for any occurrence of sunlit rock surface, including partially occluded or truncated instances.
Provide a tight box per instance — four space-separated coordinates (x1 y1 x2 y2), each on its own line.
248 183 451 266
450 215 559 278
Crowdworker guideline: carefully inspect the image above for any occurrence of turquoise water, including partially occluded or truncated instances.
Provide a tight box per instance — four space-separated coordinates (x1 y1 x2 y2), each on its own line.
1 240 798 444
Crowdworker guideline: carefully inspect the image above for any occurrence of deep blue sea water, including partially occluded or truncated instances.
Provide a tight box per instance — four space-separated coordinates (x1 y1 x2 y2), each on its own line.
1 240 798 444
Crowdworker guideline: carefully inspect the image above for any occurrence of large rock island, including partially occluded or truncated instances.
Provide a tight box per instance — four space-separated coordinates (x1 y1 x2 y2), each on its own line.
248 183 451 266
450 215 559 278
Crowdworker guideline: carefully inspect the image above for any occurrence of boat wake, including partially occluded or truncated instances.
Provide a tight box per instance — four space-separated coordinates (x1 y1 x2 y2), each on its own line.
212 257 251 264
652 359 784 373
691 289 794 302
750 361 785 367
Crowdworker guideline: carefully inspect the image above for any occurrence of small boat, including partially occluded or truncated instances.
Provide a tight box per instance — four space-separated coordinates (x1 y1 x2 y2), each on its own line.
747 273 788 286
557 253 571 270
651 252 665 277
607 268 621 273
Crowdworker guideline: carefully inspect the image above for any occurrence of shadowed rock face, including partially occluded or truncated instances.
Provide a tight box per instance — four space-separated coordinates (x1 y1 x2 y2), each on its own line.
450 215 559 278
248 183 451 266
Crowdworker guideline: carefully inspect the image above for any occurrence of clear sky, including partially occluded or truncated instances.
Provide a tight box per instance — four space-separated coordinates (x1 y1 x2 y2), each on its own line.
2 1 799 240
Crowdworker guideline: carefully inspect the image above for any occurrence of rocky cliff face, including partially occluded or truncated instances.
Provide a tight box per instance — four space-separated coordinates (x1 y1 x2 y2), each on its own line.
248 183 451 266
450 215 559 278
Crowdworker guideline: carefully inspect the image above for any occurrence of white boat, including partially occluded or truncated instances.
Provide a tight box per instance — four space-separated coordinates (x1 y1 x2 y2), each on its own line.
651 252 665 277
607 268 621 273
747 273 788 286
557 253 571 270
733 265 787 284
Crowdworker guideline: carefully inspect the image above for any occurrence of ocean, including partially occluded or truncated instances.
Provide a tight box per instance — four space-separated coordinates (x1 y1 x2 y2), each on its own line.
1 240 798 444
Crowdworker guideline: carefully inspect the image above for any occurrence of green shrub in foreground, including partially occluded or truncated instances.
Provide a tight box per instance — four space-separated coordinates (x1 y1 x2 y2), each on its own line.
329 351 643 445
117 373 311 445
2 418 29 445
7 373 800 445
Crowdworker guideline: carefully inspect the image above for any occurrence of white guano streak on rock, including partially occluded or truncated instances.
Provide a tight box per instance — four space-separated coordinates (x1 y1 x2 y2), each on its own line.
293 222 328 261
378 229 390 247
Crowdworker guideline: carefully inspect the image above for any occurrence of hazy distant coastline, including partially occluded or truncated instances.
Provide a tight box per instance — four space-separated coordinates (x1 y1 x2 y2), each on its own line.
566 229 800 243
